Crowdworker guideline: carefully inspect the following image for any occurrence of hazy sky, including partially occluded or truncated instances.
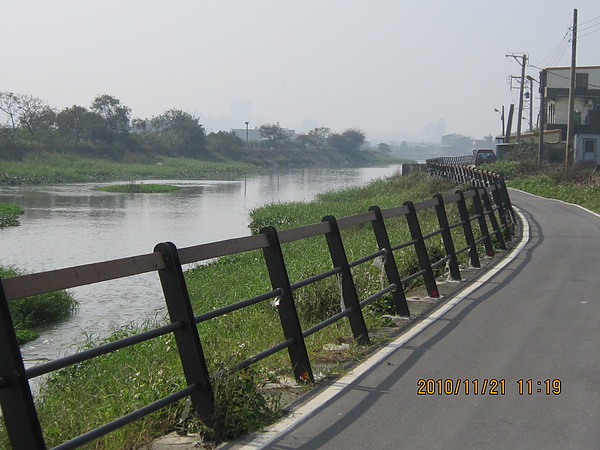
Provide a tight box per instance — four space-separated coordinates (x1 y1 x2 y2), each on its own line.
3 1 599 143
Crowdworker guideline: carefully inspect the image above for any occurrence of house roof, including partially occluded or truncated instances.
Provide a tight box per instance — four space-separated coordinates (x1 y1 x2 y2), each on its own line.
544 65 600 71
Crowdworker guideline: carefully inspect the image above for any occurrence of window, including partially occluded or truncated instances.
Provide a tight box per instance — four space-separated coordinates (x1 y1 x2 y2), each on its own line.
584 139 596 153
576 73 589 91
548 104 555 124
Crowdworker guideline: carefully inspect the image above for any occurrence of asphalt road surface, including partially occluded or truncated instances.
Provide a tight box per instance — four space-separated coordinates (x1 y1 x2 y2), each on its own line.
226 189 600 450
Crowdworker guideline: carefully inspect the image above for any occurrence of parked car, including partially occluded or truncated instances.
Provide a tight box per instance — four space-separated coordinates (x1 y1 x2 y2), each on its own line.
473 148 497 166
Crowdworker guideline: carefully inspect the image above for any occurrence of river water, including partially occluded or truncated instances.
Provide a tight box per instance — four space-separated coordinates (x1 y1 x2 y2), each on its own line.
0 165 401 366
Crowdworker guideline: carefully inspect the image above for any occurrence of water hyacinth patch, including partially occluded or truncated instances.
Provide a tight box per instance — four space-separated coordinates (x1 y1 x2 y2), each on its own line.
99 183 181 193
0 265 78 344
0 202 24 227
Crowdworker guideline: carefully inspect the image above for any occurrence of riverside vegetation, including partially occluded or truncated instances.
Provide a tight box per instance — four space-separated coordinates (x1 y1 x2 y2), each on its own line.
0 202 24 227
0 266 78 345
0 92 397 174
487 145 600 214
99 183 181 193
0 152 260 185
0 202 78 346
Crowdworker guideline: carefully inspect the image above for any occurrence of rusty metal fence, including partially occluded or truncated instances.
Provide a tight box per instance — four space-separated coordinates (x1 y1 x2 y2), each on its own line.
0 172 514 449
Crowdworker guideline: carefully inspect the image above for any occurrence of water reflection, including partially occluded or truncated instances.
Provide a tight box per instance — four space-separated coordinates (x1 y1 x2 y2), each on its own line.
0 165 401 363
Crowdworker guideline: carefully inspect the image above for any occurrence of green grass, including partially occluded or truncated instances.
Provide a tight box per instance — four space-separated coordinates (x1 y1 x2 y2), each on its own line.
0 202 24 227
99 183 181 193
486 156 600 214
508 174 600 213
1 172 481 449
0 152 260 185
0 203 24 215
0 266 78 344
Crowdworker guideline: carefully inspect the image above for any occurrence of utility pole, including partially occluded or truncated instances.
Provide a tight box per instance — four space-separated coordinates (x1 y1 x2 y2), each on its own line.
526 75 535 132
504 104 515 145
538 69 547 167
566 8 578 166
506 53 528 144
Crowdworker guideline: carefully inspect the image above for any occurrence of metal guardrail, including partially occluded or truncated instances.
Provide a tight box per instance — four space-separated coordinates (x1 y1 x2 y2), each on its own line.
0 174 515 449
425 159 515 225
426 157 502 186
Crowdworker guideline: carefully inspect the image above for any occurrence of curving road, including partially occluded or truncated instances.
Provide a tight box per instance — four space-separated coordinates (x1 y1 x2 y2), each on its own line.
225 189 600 450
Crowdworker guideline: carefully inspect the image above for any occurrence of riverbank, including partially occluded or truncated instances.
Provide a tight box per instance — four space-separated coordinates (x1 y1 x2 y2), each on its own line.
0 152 260 185
0 151 405 186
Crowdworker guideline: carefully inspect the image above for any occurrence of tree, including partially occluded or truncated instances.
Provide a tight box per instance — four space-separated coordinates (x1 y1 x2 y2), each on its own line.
150 109 206 158
131 118 147 132
206 131 244 159
378 143 391 153
0 91 20 136
17 95 56 135
297 127 331 150
56 105 111 142
90 94 131 133
259 123 289 144
327 128 366 154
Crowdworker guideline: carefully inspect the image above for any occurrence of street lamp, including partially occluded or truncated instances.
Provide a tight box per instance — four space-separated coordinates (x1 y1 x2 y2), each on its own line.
244 121 249 145
494 107 505 136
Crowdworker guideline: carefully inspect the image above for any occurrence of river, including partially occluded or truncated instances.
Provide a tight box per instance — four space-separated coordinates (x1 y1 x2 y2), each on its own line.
0 165 402 366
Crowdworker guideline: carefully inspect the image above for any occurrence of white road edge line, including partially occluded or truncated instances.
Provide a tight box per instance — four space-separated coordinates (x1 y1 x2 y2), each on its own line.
233 207 530 450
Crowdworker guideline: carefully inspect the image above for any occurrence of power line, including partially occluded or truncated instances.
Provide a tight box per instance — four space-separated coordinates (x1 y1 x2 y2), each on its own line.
533 29 570 68
533 13 600 67
548 39 571 67
578 14 600 26
578 21 600 32
579 23 600 38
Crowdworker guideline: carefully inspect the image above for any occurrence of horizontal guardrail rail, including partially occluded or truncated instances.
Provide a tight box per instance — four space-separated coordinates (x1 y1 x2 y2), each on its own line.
0 175 515 449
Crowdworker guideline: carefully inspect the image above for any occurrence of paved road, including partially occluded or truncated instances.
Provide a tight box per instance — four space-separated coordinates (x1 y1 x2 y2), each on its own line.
227 189 600 449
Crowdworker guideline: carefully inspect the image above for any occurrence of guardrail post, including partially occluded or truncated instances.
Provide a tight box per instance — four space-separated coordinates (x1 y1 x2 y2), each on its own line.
501 178 516 219
0 284 46 449
497 178 516 235
471 188 495 257
433 194 461 281
480 188 506 250
490 181 512 241
403 201 440 298
260 226 314 383
461 166 469 184
368 206 411 316
471 169 483 187
456 190 481 268
154 242 214 426
322 215 370 344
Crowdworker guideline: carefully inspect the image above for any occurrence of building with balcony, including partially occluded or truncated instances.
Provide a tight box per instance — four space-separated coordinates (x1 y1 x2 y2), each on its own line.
542 65 600 164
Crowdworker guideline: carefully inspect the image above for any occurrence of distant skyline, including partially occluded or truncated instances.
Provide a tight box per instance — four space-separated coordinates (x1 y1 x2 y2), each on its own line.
2 1 599 144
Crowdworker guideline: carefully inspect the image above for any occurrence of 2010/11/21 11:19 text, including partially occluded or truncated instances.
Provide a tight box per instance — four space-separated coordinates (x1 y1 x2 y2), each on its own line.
416 379 562 395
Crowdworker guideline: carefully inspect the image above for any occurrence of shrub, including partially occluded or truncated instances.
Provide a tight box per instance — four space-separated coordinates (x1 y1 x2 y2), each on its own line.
0 202 24 227
1 265 78 344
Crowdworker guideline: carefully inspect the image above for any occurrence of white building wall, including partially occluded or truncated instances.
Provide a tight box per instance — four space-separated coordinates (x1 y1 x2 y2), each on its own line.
553 97 587 124
546 67 600 89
